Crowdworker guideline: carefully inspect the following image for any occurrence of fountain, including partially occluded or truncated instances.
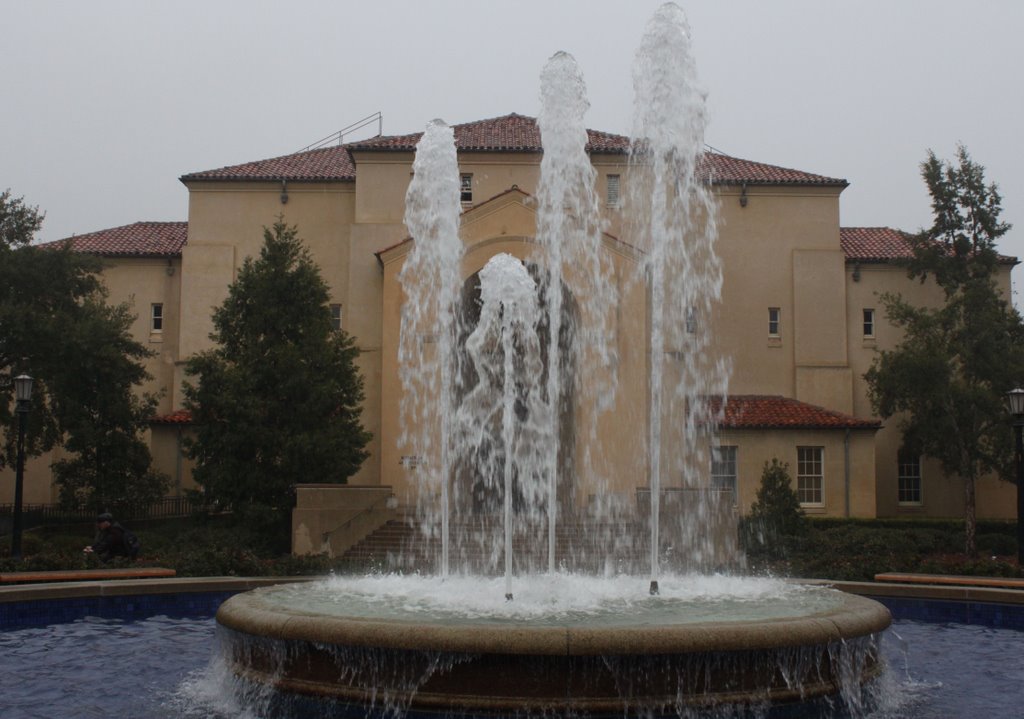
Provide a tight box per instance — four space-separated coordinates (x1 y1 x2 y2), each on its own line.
215 3 891 716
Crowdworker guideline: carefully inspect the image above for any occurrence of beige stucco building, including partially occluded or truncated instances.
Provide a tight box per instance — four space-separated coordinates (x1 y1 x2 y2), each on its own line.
6 113 1018 526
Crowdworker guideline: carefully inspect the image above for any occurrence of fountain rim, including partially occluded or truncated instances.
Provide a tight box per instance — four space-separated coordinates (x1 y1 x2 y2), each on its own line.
215 585 891 656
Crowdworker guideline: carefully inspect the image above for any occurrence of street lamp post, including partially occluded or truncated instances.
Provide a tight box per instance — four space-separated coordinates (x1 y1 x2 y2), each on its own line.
11 374 33 561
1005 388 1024 567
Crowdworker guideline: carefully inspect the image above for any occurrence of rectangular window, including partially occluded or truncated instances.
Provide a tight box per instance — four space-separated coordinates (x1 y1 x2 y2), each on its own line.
897 451 922 505
151 303 163 332
606 174 620 207
460 173 473 203
768 307 781 336
685 306 697 334
863 308 875 338
797 446 824 506
330 304 343 331
711 446 737 496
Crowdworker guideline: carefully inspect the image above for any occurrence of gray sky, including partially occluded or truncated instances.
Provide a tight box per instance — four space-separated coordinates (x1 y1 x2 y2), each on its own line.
4 0 1022 299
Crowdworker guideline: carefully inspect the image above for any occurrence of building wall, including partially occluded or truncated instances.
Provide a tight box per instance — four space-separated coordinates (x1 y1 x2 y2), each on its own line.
716 428 877 517
13 145 1017 524
98 256 182 415
713 187 848 407
845 261 1018 519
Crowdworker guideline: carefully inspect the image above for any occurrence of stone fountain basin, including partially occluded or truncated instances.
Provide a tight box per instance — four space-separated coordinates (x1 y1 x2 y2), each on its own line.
216 577 891 714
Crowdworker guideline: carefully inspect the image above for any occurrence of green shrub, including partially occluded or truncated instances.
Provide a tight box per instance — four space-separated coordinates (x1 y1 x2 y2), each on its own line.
743 459 808 558
976 533 1018 557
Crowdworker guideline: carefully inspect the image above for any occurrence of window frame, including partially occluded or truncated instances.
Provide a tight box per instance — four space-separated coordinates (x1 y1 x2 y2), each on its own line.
863 308 875 339
151 303 164 333
330 303 343 331
796 446 824 507
606 174 621 208
897 450 923 506
460 173 473 204
710 445 738 500
768 307 781 337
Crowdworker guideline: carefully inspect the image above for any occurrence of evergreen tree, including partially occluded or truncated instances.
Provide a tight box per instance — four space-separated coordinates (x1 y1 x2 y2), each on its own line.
865 148 1024 556
184 218 371 533
0 189 167 510
746 458 808 552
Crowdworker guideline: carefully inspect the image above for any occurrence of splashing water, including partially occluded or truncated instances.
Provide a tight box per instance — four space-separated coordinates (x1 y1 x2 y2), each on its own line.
395 5 734 593
398 119 462 577
455 254 546 597
536 50 619 572
627 2 730 585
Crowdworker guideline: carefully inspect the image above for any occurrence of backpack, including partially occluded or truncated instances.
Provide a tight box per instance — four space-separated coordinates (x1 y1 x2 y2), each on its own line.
122 528 142 559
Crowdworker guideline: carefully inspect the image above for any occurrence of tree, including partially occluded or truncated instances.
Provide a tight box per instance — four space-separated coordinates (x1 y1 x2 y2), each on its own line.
865 148 1024 556
745 459 808 555
183 218 371 534
0 189 167 510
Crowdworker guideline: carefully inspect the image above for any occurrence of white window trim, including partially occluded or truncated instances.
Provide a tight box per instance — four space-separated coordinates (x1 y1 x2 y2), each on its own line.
897 452 923 507
151 303 164 333
710 445 738 504
863 308 876 339
606 174 621 208
768 307 781 337
796 446 824 508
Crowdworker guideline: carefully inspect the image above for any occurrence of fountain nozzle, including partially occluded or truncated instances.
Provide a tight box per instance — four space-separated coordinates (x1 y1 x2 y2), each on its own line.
649 580 659 596
505 593 514 602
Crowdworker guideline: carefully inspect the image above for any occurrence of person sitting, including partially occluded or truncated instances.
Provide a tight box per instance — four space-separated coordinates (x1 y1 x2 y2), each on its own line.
83 513 131 562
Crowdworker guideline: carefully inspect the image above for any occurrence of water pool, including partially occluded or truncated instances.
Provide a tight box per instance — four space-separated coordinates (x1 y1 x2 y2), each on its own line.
0 594 1021 718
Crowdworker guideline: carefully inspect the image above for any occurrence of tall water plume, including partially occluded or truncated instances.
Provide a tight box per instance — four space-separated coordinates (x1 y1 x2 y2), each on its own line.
455 254 547 596
627 3 730 587
398 119 463 577
536 51 618 571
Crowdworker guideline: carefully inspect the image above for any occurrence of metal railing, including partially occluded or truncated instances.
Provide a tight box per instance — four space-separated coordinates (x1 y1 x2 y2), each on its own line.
0 495 200 528
299 112 383 153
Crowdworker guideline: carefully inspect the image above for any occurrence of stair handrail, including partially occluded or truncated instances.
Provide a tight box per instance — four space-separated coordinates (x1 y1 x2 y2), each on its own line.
321 492 396 542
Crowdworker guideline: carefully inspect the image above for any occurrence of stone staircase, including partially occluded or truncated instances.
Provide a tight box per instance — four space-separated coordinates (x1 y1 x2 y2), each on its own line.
339 517 703 574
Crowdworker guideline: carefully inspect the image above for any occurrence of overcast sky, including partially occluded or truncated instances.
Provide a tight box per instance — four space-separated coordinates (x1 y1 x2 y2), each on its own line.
4 0 1022 299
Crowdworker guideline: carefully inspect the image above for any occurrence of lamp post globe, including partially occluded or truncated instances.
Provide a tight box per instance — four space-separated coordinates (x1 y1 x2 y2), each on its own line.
1005 388 1024 567
11 374 33 561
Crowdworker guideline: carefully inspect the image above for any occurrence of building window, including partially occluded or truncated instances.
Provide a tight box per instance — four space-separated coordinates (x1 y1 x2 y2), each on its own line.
685 306 697 334
330 304 343 331
797 446 824 506
711 446 737 496
606 174 620 207
460 174 473 203
768 307 781 336
863 308 875 338
151 303 163 332
897 450 922 505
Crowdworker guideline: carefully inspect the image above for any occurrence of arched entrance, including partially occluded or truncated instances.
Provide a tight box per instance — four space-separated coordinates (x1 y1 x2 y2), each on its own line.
452 259 578 519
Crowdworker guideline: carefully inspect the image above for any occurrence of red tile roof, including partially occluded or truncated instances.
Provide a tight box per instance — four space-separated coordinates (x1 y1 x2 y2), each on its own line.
840 227 915 262
349 112 627 154
713 395 880 430
150 409 192 425
182 113 846 187
841 226 1017 265
41 221 188 258
181 145 357 183
703 154 844 186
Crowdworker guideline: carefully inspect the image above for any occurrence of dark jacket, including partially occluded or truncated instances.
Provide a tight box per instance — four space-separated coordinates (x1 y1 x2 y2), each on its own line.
91 523 128 562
